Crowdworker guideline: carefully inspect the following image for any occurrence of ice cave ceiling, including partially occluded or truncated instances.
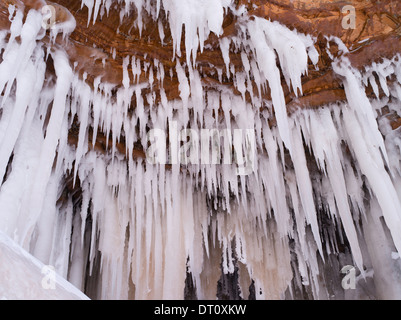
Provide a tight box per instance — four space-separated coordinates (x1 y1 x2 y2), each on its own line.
1 0 401 300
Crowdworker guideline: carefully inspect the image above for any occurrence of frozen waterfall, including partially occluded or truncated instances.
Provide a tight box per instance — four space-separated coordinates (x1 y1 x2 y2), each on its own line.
1 0 401 300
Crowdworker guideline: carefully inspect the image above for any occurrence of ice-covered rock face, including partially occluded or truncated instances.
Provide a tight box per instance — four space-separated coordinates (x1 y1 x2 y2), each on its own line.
0 0 400 300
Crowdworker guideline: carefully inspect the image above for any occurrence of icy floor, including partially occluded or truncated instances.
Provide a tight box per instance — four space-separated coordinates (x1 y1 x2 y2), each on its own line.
0 0 401 299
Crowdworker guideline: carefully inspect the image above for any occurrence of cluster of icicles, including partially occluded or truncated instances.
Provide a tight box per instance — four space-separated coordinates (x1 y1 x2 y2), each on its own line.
1 0 401 299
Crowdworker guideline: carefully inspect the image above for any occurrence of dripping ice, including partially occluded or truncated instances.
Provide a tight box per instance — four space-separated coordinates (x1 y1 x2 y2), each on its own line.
0 0 401 300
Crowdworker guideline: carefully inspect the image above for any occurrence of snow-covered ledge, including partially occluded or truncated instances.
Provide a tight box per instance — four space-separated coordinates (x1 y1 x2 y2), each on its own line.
0 231 89 300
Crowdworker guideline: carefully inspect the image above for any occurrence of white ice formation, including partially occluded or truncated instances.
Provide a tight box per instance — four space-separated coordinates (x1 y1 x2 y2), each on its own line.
1 0 401 300
0 230 89 300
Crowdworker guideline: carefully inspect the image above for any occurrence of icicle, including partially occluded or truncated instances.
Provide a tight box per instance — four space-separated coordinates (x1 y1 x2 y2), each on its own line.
307 108 364 273
290 120 323 257
343 107 401 256
0 231 89 299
